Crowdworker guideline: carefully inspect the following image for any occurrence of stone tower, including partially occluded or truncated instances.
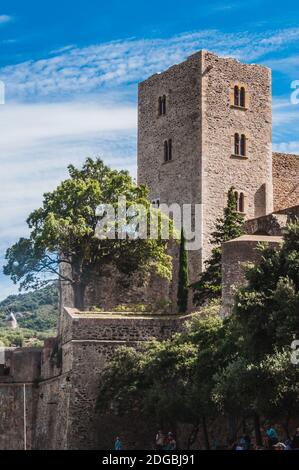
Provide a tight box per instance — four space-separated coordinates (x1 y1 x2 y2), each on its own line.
137 50 273 283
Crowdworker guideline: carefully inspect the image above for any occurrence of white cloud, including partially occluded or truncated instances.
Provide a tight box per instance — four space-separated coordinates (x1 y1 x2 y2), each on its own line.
0 100 137 298
1 27 299 101
0 15 13 25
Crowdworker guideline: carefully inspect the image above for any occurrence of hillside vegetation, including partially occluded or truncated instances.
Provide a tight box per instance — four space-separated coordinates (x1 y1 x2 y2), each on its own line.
0 284 58 347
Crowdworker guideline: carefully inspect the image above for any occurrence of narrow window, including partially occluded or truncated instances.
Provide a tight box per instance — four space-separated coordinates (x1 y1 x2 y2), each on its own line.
164 140 168 162
234 191 239 211
158 97 162 116
240 87 246 108
240 134 246 156
162 95 166 115
234 85 239 106
234 133 240 155
168 139 172 161
239 192 245 213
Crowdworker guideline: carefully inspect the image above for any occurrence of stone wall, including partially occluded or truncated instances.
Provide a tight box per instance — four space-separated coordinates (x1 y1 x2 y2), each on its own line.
0 307 186 450
0 348 42 450
245 205 299 236
221 235 283 315
56 307 188 450
138 50 273 285
137 51 203 284
0 383 38 449
273 152 299 211
59 241 179 318
202 52 273 263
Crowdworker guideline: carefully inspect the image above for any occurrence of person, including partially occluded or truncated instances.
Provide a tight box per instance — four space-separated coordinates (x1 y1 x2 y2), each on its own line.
266 424 278 449
114 436 122 450
243 433 251 450
291 426 299 449
164 432 176 450
273 442 286 450
235 438 245 450
155 430 164 450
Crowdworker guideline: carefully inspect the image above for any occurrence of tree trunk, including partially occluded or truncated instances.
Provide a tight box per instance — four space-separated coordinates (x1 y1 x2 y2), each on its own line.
202 415 210 450
73 282 86 310
228 414 237 443
187 424 199 450
253 413 262 446
283 415 290 439
72 257 86 310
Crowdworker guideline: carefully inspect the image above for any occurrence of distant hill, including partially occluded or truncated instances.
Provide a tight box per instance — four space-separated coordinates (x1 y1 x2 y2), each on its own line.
0 284 59 332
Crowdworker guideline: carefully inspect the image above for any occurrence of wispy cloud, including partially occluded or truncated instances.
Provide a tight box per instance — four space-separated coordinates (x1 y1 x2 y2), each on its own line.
0 14 14 26
1 27 299 101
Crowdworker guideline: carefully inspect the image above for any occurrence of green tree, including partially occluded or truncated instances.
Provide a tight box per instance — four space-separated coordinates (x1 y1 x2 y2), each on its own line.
4 158 172 309
234 221 299 361
177 229 189 313
98 303 226 449
192 187 244 306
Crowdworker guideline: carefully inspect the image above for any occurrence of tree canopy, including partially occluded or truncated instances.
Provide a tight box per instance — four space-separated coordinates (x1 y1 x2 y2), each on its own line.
4 158 172 309
97 221 299 447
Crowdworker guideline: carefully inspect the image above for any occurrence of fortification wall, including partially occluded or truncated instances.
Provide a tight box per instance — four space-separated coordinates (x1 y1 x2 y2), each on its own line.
59 243 179 318
0 383 38 449
273 152 299 211
221 235 283 315
0 348 41 449
57 308 186 449
245 205 299 236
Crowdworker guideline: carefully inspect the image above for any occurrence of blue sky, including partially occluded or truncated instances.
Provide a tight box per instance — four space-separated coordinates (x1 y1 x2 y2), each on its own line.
0 0 299 299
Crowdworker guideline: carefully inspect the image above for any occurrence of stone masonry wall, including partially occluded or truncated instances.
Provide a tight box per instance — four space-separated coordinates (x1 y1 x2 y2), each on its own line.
0 384 38 449
202 51 273 263
59 308 187 449
221 235 283 315
273 152 299 211
137 51 203 284
245 205 299 236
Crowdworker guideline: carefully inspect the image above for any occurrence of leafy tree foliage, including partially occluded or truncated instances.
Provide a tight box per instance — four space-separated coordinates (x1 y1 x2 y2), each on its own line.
4 158 172 309
234 222 299 361
192 187 244 306
98 221 299 447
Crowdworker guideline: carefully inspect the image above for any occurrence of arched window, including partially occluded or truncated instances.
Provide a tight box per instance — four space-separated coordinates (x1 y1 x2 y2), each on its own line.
240 134 246 156
163 139 172 162
234 85 239 106
240 87 246 108
162 95 166 115
164 140 168 162
158 97 162 116
239 192 245 213
168 139 172 161
234 133 240 155
158 95 166 115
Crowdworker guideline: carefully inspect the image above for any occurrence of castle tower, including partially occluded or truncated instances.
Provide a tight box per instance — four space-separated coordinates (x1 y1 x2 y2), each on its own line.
137 50 273 283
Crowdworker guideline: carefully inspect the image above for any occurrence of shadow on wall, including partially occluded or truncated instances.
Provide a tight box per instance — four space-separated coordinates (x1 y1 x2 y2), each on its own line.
254 184 266 218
